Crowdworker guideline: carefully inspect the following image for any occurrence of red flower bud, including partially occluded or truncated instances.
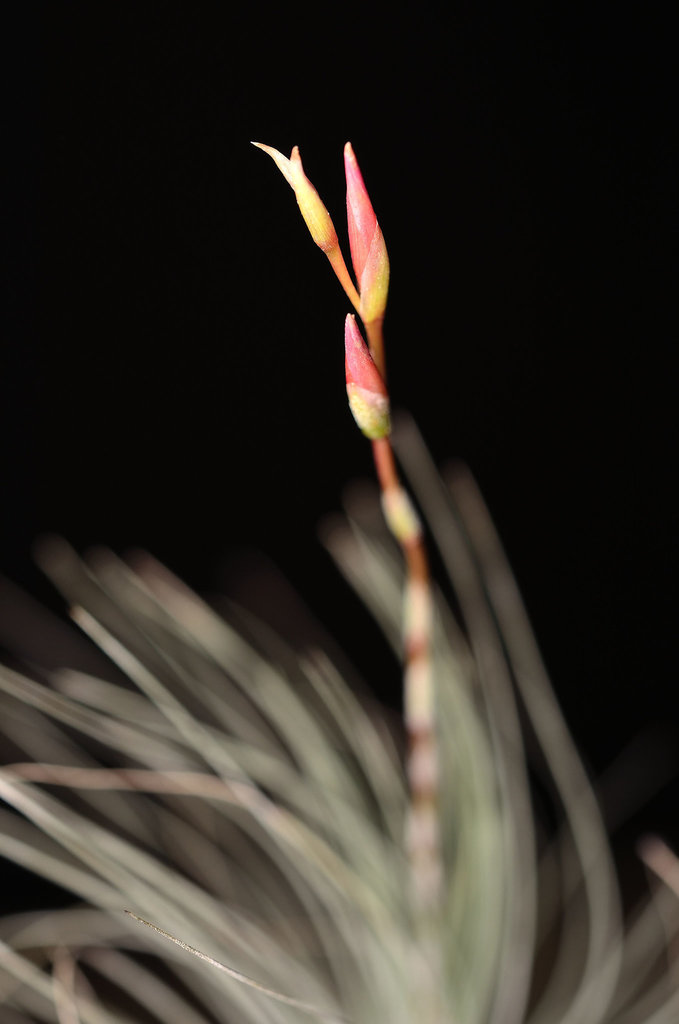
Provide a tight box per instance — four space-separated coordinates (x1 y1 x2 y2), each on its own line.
344 314 390 439
344 143 390 323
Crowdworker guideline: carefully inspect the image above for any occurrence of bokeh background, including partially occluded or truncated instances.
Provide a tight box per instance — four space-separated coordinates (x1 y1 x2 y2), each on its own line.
3 4 676 902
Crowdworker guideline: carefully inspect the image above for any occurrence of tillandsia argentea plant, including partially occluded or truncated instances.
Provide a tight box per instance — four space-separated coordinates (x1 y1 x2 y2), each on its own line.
0 141 678 1024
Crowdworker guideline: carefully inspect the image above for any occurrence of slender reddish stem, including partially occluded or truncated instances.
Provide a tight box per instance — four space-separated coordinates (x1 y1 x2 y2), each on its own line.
327 249 361 315
365 318 386 380
372 432 440 929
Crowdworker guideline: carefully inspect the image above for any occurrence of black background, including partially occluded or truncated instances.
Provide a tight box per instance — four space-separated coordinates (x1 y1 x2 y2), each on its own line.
2 3 677 901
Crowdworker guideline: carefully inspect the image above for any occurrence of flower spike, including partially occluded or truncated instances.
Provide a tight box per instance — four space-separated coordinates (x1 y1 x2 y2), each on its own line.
344 142 390 324
253 142 361 312
344 314 390 439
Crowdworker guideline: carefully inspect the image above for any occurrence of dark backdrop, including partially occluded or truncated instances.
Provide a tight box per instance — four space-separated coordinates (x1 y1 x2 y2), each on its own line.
3 4 677 892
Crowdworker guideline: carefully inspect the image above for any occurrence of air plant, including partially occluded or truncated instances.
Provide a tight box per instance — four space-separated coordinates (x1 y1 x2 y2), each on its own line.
1 141 678 1024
